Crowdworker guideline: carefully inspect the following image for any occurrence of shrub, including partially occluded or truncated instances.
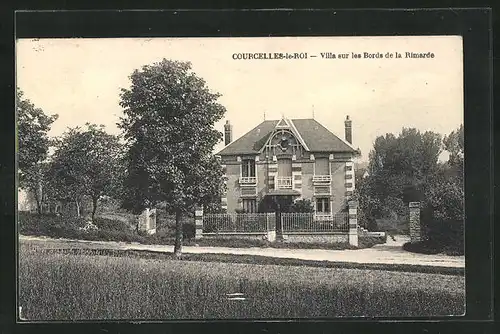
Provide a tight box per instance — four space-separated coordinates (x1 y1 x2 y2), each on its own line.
358 233 387 248
403 241 442 255
422 219 464 255
92 217 130 232
403 218 464 256
18 212 86 237
183 222 196 241
290 199 314 213
375 218 409 235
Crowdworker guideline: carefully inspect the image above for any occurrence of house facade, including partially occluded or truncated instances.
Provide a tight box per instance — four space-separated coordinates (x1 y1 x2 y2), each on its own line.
216 116 360 216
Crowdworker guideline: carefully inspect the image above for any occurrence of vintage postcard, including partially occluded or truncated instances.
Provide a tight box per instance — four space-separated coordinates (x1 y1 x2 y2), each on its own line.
16 36 465 320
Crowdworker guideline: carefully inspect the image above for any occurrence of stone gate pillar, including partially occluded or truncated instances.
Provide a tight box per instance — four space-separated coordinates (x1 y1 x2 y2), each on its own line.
148 208 157 235
266 212 276 242
409 202 421 243
138 208 149 232
139 208 157 235
195 206 203 239
348 200 359 247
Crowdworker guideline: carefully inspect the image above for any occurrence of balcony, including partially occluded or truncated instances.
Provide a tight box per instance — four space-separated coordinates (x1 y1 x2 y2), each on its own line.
239 176 257 186
275 176 292 189
313 175 332 184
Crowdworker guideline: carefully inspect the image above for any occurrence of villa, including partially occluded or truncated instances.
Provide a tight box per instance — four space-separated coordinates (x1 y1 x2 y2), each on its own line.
216 116 360 216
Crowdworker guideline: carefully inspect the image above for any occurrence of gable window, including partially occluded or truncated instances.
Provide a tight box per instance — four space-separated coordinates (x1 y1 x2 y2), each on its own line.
316 198 330 214
241 159 256 177
242 199 257 213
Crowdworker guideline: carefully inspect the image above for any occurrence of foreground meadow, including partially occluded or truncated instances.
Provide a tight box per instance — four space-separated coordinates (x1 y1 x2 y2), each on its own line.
18 243 465 320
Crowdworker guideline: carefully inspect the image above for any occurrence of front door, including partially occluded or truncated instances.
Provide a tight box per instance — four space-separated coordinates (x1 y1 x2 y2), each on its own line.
275 195 294 235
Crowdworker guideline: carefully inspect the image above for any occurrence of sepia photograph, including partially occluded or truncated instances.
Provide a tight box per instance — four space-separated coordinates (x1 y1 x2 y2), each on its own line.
16 35 465 320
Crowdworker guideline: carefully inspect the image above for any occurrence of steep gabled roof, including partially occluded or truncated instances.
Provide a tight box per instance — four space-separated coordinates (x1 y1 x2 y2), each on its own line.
216 118 356 156
217 120 279 155
292 119 356 153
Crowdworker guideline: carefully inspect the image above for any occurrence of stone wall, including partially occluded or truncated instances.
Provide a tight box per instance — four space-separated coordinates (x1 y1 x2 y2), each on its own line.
281 233 348 244
201 233 269 241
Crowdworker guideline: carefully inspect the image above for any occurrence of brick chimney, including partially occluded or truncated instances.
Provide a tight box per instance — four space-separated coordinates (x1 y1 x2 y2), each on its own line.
224 120 233 146
344 115 352 144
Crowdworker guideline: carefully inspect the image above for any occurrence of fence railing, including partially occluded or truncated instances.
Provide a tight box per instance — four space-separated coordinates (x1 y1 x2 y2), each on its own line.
281 212 348 232
203 213 275 233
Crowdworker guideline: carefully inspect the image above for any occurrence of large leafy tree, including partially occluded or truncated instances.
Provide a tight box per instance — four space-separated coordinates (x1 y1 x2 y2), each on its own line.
443 124 464 183
119 59 226 258
354 128 443 228
424 124 464 221
17 89 58 214
49 123 123 220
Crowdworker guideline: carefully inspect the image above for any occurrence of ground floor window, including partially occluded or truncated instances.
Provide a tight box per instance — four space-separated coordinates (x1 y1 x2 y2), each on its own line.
242 199 257 213
315 197 330 214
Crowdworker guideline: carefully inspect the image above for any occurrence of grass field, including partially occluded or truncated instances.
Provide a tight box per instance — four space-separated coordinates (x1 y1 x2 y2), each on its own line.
18 242 465 320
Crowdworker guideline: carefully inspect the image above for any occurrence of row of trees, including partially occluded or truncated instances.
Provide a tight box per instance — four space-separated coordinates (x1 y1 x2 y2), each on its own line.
18 97 126 221
18 59 227 257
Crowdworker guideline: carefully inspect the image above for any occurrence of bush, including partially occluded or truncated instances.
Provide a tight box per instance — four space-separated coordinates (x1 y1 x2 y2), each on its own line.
18 212 86 237
92 217 130 232
403 241 442 255
403 218 464 256
358 233 387 248
290 199 314 213
422 219 464 255
183 222 196 241
375 218 409 235
18 212 150 244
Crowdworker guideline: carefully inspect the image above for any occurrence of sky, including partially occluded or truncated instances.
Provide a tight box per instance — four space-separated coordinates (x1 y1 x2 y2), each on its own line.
16 36 463 163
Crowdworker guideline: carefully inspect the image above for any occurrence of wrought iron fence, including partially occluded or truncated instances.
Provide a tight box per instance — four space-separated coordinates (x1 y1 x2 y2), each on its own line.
203 213 275 233
281 212 348 232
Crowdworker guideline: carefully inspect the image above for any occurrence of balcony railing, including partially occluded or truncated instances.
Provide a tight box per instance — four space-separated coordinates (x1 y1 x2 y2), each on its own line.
312 175 332 183
275 176 292 189
239 176 257 185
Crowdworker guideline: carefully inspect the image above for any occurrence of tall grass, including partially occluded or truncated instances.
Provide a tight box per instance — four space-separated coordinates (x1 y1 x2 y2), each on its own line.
18 244 465 320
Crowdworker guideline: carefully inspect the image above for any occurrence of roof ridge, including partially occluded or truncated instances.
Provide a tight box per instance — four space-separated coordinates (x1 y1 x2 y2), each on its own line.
288 119 310 151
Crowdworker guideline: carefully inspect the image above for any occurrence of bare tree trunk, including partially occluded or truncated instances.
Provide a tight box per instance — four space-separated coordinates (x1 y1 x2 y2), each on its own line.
174 210 183 259
75 199 81 217
91 196 98 221
33 180 44 215
35 196 42 215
